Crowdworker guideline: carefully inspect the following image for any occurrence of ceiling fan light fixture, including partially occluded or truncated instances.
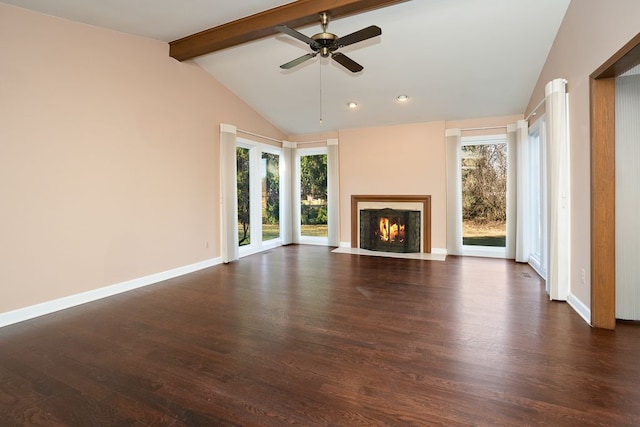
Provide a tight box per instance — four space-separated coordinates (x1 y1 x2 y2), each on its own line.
347 101 358 109
396 95 409 102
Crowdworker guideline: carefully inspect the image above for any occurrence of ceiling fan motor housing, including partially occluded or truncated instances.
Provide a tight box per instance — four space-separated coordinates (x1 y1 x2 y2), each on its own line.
312 32 338 57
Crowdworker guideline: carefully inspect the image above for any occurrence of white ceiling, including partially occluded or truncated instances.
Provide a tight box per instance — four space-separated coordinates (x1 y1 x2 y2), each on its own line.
2 0 571 136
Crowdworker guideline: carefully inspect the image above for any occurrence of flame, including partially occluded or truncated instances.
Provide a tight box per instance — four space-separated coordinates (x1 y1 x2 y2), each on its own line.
379 217 406 242
390 223 399 241
379 217 389 241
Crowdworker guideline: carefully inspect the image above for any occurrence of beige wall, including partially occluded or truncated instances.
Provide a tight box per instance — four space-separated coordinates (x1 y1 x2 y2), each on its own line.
337 122 447 249
332 114 523 251
0 5 285 313
525 0 640 307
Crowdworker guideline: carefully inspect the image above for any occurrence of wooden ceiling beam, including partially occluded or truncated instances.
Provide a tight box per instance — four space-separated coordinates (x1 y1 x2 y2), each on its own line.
169 0 407 61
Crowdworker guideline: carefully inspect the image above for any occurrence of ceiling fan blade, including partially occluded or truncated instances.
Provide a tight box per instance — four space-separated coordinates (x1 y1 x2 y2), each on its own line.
331 52 363 73
337 25 382 48
280 53 317 69
275 25 319 48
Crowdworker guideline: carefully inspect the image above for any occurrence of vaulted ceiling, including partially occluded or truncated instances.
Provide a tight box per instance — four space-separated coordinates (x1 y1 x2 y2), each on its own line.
1 0 571 135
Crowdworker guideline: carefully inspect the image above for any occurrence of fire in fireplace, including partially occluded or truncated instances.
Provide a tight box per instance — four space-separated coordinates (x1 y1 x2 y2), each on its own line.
360 208 420 253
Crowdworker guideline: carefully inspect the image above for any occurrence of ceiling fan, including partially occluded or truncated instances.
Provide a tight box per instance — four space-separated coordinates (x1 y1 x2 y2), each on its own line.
276 12 381 73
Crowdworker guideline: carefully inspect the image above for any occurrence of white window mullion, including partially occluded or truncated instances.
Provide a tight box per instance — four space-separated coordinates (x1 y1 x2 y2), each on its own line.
249 147 262 247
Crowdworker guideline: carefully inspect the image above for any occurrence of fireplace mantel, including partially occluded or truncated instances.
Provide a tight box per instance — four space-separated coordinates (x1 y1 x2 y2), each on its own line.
351 195 431 253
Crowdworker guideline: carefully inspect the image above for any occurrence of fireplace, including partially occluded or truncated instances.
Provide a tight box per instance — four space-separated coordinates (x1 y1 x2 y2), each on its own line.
360 208 421 253
351 195 431 253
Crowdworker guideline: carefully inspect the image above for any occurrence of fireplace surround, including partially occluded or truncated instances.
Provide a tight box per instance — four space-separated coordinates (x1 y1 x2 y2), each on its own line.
351 195 431 253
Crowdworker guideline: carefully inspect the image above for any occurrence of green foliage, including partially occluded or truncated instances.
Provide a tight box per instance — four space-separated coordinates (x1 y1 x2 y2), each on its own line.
300 154 327 201
236 147 250 246
461 143 507 223
300 154 328 227
262 153 280 225
237 149 280 246
237 150 328 244
300 204 327 225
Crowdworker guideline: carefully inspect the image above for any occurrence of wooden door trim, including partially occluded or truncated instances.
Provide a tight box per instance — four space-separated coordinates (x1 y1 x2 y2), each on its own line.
590 32 640 329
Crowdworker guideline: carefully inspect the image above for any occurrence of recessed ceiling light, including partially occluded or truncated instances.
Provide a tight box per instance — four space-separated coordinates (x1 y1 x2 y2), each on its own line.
347 101 358 109
396 95 409 102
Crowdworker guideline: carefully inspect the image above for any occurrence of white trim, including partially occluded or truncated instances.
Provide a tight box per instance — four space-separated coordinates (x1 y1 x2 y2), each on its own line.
296 146 329 246
528 258 546 281
446 129 463 255
327 138 339 146
460 134 510 259
462 245 507 258
237 128 282 144
568 293 591 326
0 257 223 328
296 139 329 145
220 123 237 134
461 125 508 132
339 241 351 248
445 128 461 137
297 146 327 156
298 236 329 246
236 137 284 255
283 140 297 148
239 239 282 258
461 134 507 145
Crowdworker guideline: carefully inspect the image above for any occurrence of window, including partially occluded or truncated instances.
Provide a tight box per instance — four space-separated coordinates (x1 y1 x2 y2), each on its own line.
297 148 328 244
527 119 548 279
461 135 508 257
236 139 282 256
261 152 280 242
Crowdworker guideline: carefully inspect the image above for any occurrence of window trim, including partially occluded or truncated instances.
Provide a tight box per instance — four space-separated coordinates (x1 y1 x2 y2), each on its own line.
236 137 283 257
296 146 329 246
460 134 508 258
527 118 548 280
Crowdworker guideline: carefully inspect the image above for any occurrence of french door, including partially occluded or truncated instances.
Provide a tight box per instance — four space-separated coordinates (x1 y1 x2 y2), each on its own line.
236 139 282 256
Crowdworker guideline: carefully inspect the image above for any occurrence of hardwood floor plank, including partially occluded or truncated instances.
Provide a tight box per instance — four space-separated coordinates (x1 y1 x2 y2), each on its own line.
1 245 640 425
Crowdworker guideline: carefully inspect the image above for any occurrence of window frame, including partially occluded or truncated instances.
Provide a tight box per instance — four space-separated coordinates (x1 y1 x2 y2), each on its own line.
460 134 509 258
295 146 329 246
527 118 548 280
236 137 283 257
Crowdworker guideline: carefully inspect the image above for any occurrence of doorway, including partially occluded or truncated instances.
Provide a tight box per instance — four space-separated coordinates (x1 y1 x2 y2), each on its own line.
590 33 640 329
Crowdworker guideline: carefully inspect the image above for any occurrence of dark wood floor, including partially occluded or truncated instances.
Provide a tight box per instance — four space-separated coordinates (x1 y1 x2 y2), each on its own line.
1 246 640 426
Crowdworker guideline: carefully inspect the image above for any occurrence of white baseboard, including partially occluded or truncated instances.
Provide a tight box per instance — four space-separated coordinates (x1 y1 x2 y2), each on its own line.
567 293 591 326
0 257 223 329
339 241 351 248
461 245 507 259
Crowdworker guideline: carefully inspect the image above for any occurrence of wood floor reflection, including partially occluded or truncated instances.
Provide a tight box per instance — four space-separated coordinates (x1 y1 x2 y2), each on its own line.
1 245 639 426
